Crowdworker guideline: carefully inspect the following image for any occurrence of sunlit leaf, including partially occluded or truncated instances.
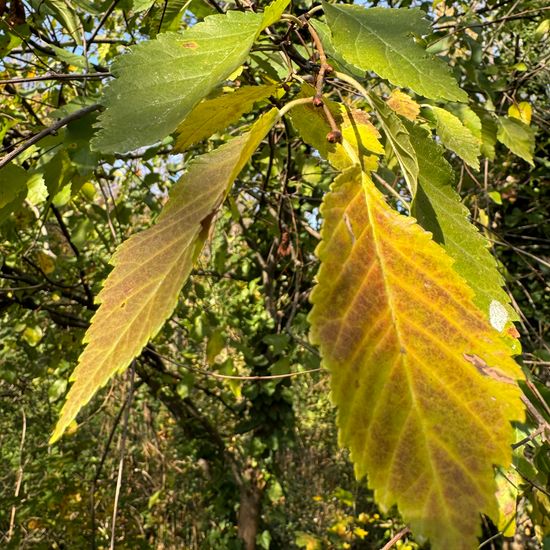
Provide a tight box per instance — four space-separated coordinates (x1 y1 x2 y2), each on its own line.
386 89 420 121
323 2 467 102
51 110 279 443
261 0 291 29
174 84 278 152
290 94 383 173
309 166 524 549
91 11 263 153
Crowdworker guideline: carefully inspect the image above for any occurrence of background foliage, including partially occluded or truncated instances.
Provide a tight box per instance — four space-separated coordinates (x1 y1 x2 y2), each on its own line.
0 0 548 548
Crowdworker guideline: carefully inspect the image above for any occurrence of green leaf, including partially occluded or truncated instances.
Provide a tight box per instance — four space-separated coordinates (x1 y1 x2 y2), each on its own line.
50 109 279 443
497 116 536 166
0 164 29 225
408 122 518 327
174 84 278 152
309 166 524 550
471 106 498 161
323 2 467 102
91 11 263 153
261 0 290 29
429 106 481 169
369 94 419 195
50 44 88 69
43 0 83 44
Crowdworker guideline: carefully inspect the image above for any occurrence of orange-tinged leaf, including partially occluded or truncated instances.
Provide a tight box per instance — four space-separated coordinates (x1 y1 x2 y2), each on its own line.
50 109 279 444
309 166 525 549
386 89 420 121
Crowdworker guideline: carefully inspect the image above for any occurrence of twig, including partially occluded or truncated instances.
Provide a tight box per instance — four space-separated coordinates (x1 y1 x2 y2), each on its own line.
89 0 122 45
109 364 135 550
307 22 341 141
50 204 95 307
146 346 321 381
0 72 111 85
380 527 411 550
90 398 129 550
7 409 26 542
0 104 101 169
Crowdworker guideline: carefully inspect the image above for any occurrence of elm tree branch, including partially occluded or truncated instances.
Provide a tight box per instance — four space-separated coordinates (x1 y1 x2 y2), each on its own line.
0 72 112 85
0 104 101 169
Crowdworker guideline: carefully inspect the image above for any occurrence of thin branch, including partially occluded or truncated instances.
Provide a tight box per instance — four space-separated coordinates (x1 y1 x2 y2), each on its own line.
381 527 411 550
109 364 135 550
89 0 122 45
0 104 101 169
0 72 111 85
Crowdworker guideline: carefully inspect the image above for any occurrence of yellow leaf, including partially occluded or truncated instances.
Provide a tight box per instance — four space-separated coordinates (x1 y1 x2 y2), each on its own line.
174 85 279 152
291 88 383 172
309 167 525 549
50 110 279 443
386 89 420 121
36 250 56 274
508 101 532 125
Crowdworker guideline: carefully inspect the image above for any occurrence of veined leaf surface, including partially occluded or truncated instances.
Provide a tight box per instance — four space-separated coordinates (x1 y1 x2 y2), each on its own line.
174 85 278 152
408 122 518 326
91 11 262 153
497 116 536 166
430 106 481 169
323 2 467 102
309 167 524 549
51 110 279 443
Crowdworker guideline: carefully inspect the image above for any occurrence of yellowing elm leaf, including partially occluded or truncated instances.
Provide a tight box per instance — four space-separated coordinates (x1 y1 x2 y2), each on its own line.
174 85 278 152
508 102 532 125
91 11 262 153
309 166 524 550
290 91 383 173
50 110 279 443
261 0 290 29
386 89 420 121
430 106 481 169
323 2 467 102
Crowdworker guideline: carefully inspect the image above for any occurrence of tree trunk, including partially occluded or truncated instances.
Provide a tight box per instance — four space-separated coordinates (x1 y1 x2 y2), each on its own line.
237 468 264 550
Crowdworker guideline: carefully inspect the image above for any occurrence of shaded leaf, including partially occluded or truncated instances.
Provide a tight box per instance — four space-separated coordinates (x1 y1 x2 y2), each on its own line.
370 94 418 195
471 106 498 161
0 164 29 224
323 2 467 102
408 122 519 327
497 116 536 166
91 11 263 153
309 166 524 549
175 84 278 152
51 109 279 443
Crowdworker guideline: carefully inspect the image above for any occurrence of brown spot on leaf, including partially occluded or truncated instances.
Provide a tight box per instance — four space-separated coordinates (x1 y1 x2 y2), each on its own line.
181 41 198 49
